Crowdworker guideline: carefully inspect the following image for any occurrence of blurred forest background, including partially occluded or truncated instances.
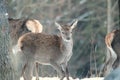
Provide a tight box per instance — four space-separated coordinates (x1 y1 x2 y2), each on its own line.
4 0 119 79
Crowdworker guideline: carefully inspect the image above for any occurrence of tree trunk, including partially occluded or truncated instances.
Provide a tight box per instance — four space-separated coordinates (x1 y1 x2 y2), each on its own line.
118 0 120 29
107 0 113 33
104 0 115 76
0 0 17 80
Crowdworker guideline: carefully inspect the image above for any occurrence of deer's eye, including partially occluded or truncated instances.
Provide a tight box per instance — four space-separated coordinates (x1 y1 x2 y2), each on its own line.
62 32 65 34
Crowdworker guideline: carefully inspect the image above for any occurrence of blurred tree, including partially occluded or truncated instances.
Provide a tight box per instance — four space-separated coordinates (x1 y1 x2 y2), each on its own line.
0 0 16 80
107 0 113 33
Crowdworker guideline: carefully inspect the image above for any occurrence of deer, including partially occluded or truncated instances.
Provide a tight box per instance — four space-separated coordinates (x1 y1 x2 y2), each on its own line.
9 18 43 47
104 29 120 76
17 20 78 80
8 18 43 80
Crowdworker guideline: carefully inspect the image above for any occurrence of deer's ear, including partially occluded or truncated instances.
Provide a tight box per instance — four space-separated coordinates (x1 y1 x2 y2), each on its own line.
55 22 62 30
71 20 78 30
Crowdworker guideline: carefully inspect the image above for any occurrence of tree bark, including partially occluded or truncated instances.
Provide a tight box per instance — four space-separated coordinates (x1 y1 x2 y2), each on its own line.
107 0 113 33
104 0 115 76
0 0 17 80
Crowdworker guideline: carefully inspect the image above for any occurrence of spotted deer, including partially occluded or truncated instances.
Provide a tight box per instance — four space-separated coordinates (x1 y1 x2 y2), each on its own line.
8 18 43 80
17 20 78 80
104 29 120 75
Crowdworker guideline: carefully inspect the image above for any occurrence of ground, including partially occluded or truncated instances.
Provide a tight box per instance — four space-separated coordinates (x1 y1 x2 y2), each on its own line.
20 77 104 80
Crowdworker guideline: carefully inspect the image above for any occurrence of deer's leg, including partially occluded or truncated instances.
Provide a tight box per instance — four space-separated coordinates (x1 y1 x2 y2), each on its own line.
105 47 117 75
35 62 39 80
61 53 72 80
105 49 111 66
66 67 69 80
14 63 24 80
23 61 34 80
50 60 65 80
61 63 69 80
103 49 111 75
14 51 26 80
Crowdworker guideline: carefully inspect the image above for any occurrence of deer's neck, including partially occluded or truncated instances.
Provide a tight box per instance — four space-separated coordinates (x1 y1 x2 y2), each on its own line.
60 37 73 54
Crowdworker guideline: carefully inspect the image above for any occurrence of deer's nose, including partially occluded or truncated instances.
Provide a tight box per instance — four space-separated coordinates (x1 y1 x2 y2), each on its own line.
67 37 70 40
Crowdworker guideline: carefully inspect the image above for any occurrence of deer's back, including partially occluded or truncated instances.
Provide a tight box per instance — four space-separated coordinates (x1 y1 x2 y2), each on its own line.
19 33 62 53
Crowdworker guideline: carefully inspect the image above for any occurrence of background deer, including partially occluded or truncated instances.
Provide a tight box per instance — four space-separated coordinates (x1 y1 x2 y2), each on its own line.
8 18 43 80
104 29 120 75
17 20 78 80
9 18 43 47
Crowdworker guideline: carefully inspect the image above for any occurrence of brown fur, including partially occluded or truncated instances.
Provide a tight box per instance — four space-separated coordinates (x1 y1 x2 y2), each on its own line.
18 33 63 59
105 30 115 48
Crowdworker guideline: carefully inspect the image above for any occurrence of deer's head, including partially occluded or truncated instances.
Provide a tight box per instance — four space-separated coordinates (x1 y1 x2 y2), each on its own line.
55 20 78 42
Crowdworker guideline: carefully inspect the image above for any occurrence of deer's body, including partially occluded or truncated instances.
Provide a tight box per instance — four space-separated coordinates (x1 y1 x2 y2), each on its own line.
17 20 78 80
19 33 73 64
105 29 120 75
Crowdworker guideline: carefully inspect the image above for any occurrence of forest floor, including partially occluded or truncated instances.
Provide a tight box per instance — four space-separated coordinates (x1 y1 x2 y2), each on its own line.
20 77 104 80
